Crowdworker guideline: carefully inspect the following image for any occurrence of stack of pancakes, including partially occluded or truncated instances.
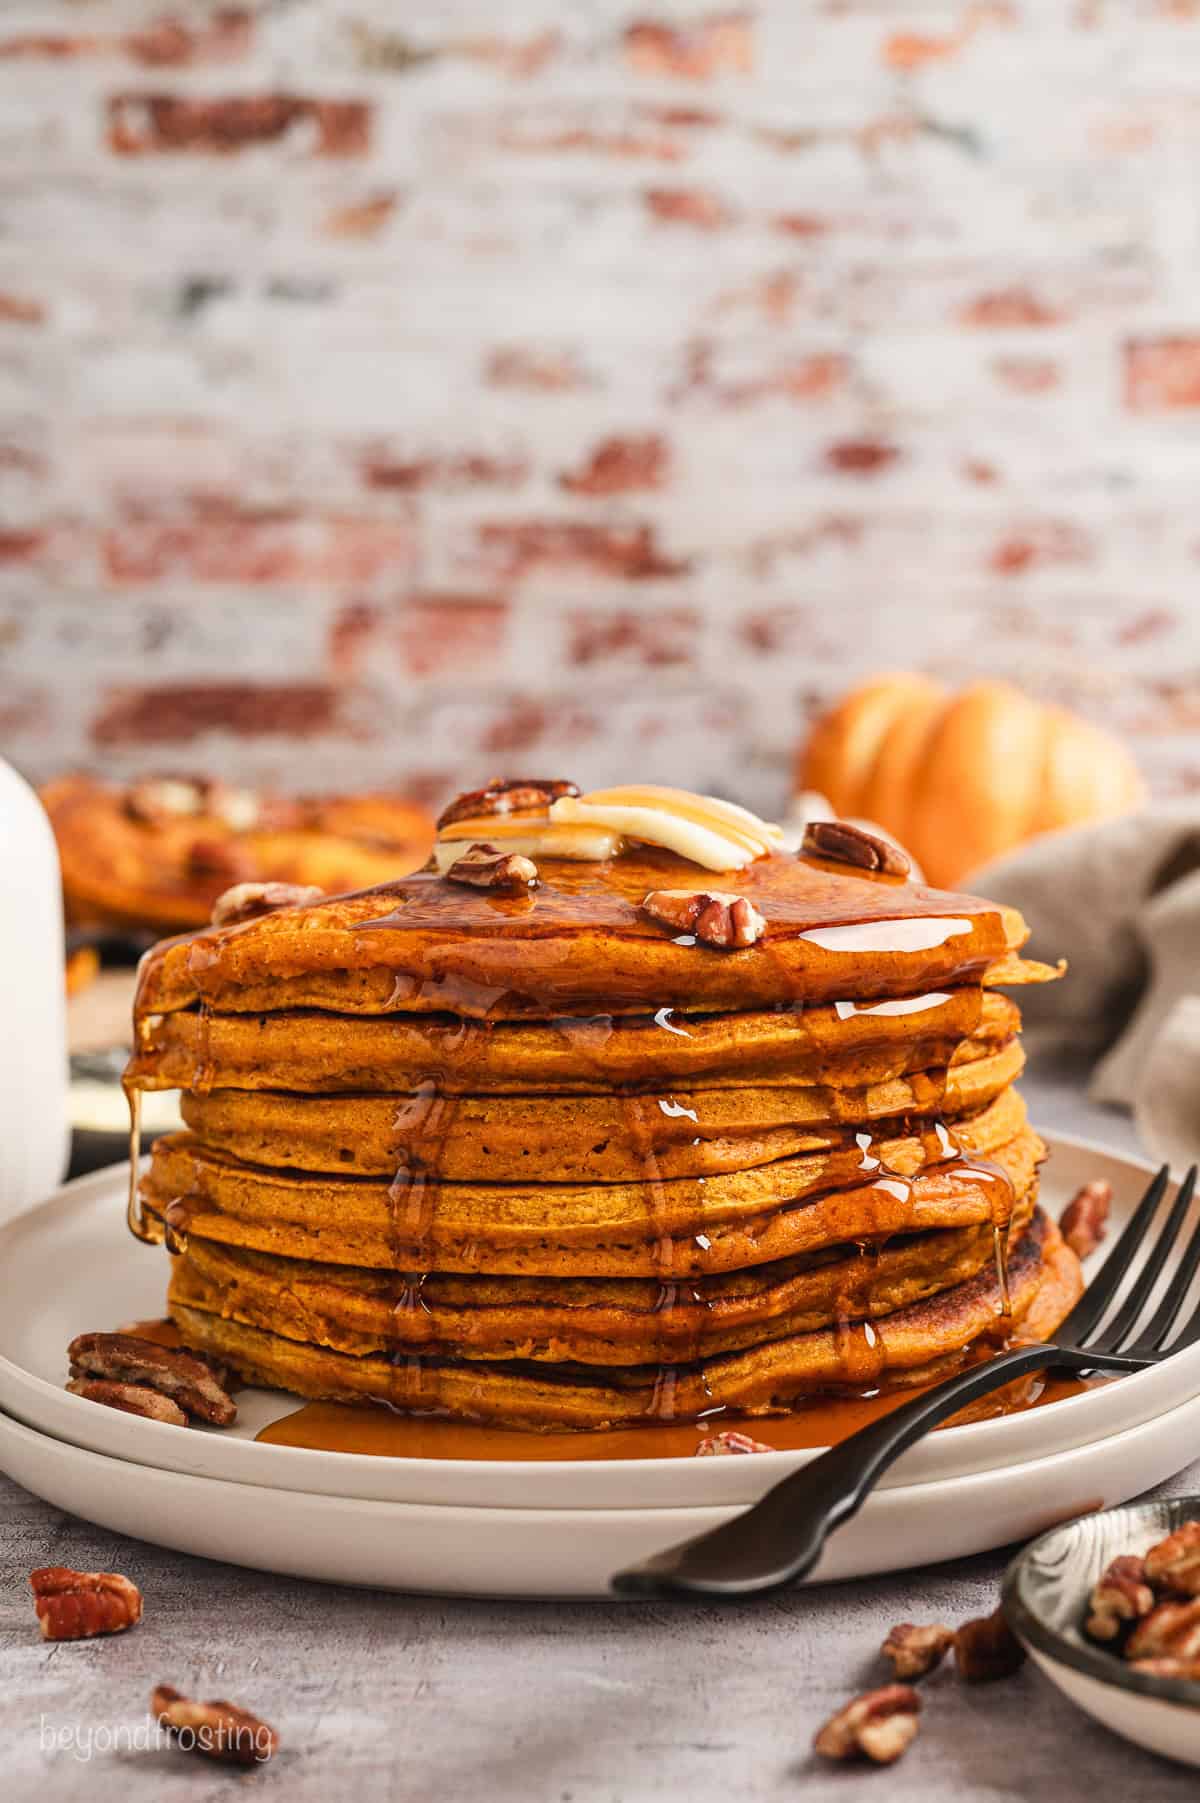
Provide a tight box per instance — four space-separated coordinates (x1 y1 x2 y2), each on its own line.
124 788 1081 1431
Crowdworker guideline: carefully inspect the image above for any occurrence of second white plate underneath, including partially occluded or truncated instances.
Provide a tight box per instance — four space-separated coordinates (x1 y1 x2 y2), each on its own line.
4 1393 1200 1598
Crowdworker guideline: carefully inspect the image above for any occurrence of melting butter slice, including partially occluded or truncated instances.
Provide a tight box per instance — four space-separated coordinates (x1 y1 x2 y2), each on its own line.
551 785 781 872
434 817 621 870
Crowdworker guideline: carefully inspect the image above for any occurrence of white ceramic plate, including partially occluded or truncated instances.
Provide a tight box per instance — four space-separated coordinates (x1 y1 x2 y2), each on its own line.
0 1139 1197 1512
4 1395 1200 1598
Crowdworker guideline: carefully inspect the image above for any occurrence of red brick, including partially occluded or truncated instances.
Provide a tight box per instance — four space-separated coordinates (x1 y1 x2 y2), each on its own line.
644 186 734 229
108 94 370 157
673 341 846 406
499 121 685 161
103 503 414 584
91 681 364 745
398 596 509 678
987 521 1092 575
0 11 251 64
624 15 753 79
474 520 688 581
1125 337 1200 411
771 213 831 238
566 606 697 667
0 292 45 325
559 435 669 496
484 346 592 391
454 31 561 78
359 447 527 492
0 528 46 563
1117 608 1177 646
824 439 900 475
478 696 599 760
883 32 961 68
958 288 1063 327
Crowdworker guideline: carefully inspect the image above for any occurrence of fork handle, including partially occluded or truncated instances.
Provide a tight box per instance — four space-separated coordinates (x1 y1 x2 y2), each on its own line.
612 1342 1146 1599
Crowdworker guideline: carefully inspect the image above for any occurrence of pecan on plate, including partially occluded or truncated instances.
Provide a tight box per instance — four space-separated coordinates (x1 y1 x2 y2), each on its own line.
437 778 579 832
814 1684 921 1765
68 1333 237 1426
1058 1180 1111 1261
211 880 324 927
882 1621 955 1681
641 889 766 950
1085 1554 1155 1642
31 1567 143 1641
1127 1598 1200 1663
801 820 911 879
444 842 538 891
954 1607 1026 1682
152 1684 278 1766
66 1377 188 1426
1145 1521 1200 1598
694 1430 774 1456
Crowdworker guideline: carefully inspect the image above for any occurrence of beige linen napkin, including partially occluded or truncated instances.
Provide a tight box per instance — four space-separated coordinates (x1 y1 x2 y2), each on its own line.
968 803 1200 1169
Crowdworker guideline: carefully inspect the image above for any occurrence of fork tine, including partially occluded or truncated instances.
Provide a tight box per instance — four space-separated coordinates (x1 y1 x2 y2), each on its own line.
1056 1164 1170 1345
1086 1167 1198 1354
1120 1167 1200 1355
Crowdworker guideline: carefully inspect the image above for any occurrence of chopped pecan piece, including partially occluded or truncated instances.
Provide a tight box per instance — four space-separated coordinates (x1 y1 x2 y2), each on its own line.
444 842 539 890
1130 1656 1200 1680
1058 1179 1111 1260
152 1684 278 1766
437 778 580 831
1145 1521 1200 1597
211 880 324 927
954 1607 1025 1682
1127 1598 1200 1663
882 1621 955 1680
31 1567 143 1641
694 1430 774 1456
814 1684 921 1765
68 1333 237 1426
1085 1554 1155 1642
66 1378 188 1426
642 889 766 949
802 820 911 878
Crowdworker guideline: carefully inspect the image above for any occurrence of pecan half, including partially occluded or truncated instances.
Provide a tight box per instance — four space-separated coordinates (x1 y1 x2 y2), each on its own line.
1145 1521 1200 1597
802 820 911 878
1127 1598 1200 1662
152 1684 278 1766
66 1378 188 1426
444 842 539 890
1085 1554 1155 1641
68 1333 237 1426
211 880 324 927
642 889 766 949
694 1430 774 1456
1058 1179 1111 1261
882 1621 955 1680
813 1684 921 1765
437 778 580 831
186 837 254 883
31 1567 143 1641
954 1607 1026 1682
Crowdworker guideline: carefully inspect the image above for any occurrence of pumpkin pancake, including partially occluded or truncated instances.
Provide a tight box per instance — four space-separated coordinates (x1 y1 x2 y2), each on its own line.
130 990 1020 1096
176 1040 1023 1183
133 845 1041 1020
166 1186 1037 1367
167 1211 1081 1429
141 1097 1038 1276
43 772 434 935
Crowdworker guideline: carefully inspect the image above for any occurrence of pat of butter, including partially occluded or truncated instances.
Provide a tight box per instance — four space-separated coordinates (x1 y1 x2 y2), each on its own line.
434 821 621 870
552 795 768 872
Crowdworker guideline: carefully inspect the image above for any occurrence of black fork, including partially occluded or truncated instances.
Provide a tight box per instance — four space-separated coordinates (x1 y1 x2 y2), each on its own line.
613 1164 1199 1600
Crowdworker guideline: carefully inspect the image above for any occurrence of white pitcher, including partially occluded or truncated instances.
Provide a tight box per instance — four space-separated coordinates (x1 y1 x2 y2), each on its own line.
0 759 68 1219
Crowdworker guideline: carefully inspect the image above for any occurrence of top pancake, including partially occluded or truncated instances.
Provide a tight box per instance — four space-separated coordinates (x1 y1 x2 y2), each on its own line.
134 845 1037 1020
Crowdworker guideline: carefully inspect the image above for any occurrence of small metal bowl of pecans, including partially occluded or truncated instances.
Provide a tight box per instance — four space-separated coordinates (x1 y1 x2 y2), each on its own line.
1003 1497 1200 1767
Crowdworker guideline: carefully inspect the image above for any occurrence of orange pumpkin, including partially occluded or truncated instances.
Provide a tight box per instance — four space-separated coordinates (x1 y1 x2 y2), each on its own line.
799 674 1145 888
